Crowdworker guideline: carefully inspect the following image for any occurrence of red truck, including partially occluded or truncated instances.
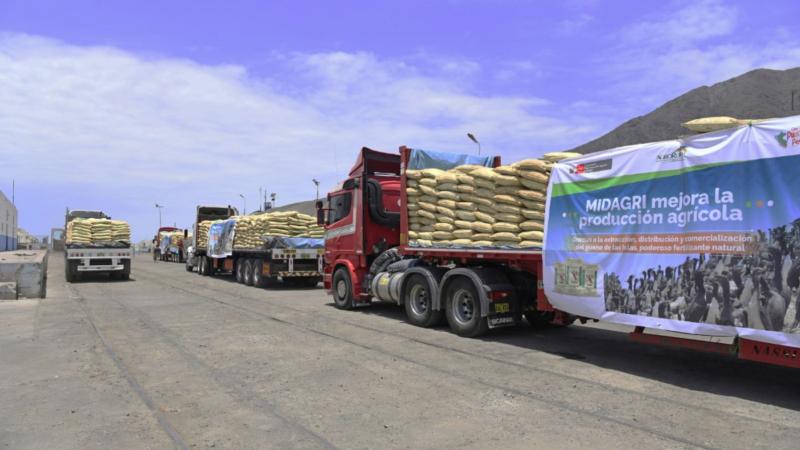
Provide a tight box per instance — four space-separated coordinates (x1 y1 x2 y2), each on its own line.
319 146 800 369
153 226 186 262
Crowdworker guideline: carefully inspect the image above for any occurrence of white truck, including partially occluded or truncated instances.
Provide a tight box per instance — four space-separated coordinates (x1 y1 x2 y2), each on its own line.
64 209 132 282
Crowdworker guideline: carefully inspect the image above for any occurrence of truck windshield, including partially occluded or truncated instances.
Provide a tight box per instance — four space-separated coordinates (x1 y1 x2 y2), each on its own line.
328 192 352 224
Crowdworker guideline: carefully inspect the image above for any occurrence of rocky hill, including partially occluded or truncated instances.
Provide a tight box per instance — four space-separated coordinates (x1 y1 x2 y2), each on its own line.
570 67 800 154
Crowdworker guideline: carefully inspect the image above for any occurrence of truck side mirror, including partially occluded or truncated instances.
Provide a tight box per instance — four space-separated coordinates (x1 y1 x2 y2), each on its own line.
316 201 325 226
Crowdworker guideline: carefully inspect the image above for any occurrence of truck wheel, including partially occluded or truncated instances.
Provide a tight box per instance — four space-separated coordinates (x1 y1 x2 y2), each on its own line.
235 259 245 283
65 260 75 282
252 259 267 288
444 277 488 337
243 259 254 286
198 257 206 275
332 267 354 310
185 261 193 272
120 260 131 280
206 257 215 276
404 274 443 327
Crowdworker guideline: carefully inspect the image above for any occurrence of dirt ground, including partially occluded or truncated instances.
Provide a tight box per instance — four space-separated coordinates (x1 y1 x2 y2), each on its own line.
1 254 799 449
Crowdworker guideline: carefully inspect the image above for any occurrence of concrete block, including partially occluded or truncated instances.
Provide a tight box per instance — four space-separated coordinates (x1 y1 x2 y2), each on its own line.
0 282 16 300
0 250 48 299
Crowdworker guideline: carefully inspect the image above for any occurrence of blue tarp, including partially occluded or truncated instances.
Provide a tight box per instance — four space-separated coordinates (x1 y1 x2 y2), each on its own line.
407 148 495 171
262 236 324 249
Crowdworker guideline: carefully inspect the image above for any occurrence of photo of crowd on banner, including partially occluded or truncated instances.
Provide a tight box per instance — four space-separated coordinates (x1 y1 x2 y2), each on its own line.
604 220 800 333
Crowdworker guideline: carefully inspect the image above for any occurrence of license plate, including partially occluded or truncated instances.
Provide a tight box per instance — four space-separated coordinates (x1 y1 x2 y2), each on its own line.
494 303 510 313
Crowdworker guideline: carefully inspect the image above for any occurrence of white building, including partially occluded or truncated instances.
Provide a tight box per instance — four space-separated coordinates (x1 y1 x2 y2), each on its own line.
0 190 18 251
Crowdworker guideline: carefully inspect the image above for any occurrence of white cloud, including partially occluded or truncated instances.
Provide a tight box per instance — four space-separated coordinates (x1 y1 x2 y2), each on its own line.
557 13 594 35
0 33 597 238
622 0 737 46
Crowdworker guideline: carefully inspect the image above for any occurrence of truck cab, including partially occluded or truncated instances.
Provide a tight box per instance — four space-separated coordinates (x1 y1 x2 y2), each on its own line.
185 205 238 272
323 147 402 306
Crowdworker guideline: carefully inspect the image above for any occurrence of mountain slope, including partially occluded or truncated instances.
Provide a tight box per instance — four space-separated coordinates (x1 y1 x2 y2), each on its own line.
570 67 800 154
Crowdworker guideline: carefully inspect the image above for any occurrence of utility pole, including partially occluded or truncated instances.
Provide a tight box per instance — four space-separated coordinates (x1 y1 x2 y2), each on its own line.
312 179 320 201
239 194 246 215
155 204 164 228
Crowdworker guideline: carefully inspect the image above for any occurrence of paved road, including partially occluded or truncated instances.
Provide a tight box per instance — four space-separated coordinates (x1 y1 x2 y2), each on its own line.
2 254 799 449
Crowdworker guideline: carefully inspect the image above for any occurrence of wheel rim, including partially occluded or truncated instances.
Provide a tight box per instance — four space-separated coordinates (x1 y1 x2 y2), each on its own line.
409 284 429 316
452 288 476 325
336 279 347 302
254 266 261 284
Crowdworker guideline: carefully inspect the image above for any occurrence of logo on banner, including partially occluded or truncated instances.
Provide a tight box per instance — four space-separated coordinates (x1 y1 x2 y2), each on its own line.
553 258 599 297
568 158 612 174
656 146 687 162
776 128 800 148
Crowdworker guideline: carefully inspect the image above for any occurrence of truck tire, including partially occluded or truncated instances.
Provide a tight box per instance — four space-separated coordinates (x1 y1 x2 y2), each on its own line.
243 259 254 286
444 277 489 337
332 267 354 310
206 257 215 276
252 259 267 288
198 257 206 275
65 260 77 282
185 261 193 272
120 260 131 280
404 274 443 328
235 259 245 283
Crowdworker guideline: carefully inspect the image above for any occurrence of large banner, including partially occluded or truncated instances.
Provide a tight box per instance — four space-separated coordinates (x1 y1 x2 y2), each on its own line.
544 115 800 347
208 219 236 258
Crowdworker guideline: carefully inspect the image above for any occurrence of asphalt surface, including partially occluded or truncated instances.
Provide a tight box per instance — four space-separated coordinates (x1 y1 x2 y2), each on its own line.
1 254 799 449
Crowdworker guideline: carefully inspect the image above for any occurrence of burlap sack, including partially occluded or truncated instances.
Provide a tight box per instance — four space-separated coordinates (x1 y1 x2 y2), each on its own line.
470 240 494 247
434 223 454 232
455 201 477 211
456 184 475 193
461 194 493 207
453 220 473 229
416 239 433 246
474 178 496 190
494 194 521 206
495 186 523 195
521 209 545 220
436 172 458 184
448 238 469 246
494 241 521 247
419 201 437 212
419 185 437 196
512 159 548 171
454 164 483 173
520 230 544 240
436 206 456 218
518 190 545 201
432 231 453 240
419 178 437 187
421 168 445 178
519 220 544 231
520 178 547 190
453 229 473 239
496 213 522 223
437 182 459 192
419 217 436 225
473 188 494 199
491 232 521 242
406 179 419 187
408 231 419 239
495 204 521 214
437 215 455 225
418 232 434 240
406 187 420 196
456 173 475 185
471 167 496 180
473 211 495 223
542 152 581 162
471 233 492 241
455 211 476 221
437 191 459 201
518 170 549 184
521 200 545 211
477 205 496 214
437 199 457 209
494 165 517 176
407 203 420 211
420 195 438 203
519 240 543 247
493 222 520 233
418 210 436 220
494 174 521 187
419 226 435 232
410 223 421 231
472 222 493 233
406 170 423 179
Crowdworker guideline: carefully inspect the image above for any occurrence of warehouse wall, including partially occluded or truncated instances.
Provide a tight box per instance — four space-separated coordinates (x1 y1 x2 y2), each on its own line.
0 190 18 251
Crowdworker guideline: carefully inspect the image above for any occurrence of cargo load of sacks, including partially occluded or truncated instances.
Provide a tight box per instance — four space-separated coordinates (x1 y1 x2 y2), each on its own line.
162 230 184 248
233 211 325 249
405 152 580 249
66 218 131 244
196 220 214 249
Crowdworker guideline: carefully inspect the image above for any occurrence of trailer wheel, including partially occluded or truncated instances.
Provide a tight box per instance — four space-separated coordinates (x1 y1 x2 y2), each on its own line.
185 261 193 272
444 277 488 337
404 274 443 327
206 257 215 276
332 267 354 310
252 259 267 288
198 257 206 275
235 259 245 283
243 259 255 286
65 260 76 282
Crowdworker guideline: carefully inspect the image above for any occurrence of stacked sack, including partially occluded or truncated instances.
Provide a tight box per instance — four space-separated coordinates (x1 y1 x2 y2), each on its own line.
232 211 325 249
66 218 93 244
196 220 214 248
66 218 131 244
111 220 131 242
405 151 580 249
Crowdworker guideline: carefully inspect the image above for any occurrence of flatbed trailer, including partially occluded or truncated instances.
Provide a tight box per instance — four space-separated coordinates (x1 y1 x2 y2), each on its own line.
64 209 132 282
321 146 800 369
197 244 324 288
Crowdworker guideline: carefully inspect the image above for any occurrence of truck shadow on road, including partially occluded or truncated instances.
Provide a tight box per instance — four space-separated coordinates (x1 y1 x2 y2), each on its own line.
345 301 800 411
69 273 136 283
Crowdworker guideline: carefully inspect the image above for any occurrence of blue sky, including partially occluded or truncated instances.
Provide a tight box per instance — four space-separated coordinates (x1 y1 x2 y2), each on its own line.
1 0 799 241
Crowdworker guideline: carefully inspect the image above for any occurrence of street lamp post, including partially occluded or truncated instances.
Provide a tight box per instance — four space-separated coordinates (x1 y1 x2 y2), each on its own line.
155 203 164 228
270 193 277 208
467 133 481 155
312 179 320 201
239 194 246 215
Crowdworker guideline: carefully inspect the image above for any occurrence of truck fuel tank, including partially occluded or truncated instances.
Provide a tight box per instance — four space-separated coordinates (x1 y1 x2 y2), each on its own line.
371 271 405 303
